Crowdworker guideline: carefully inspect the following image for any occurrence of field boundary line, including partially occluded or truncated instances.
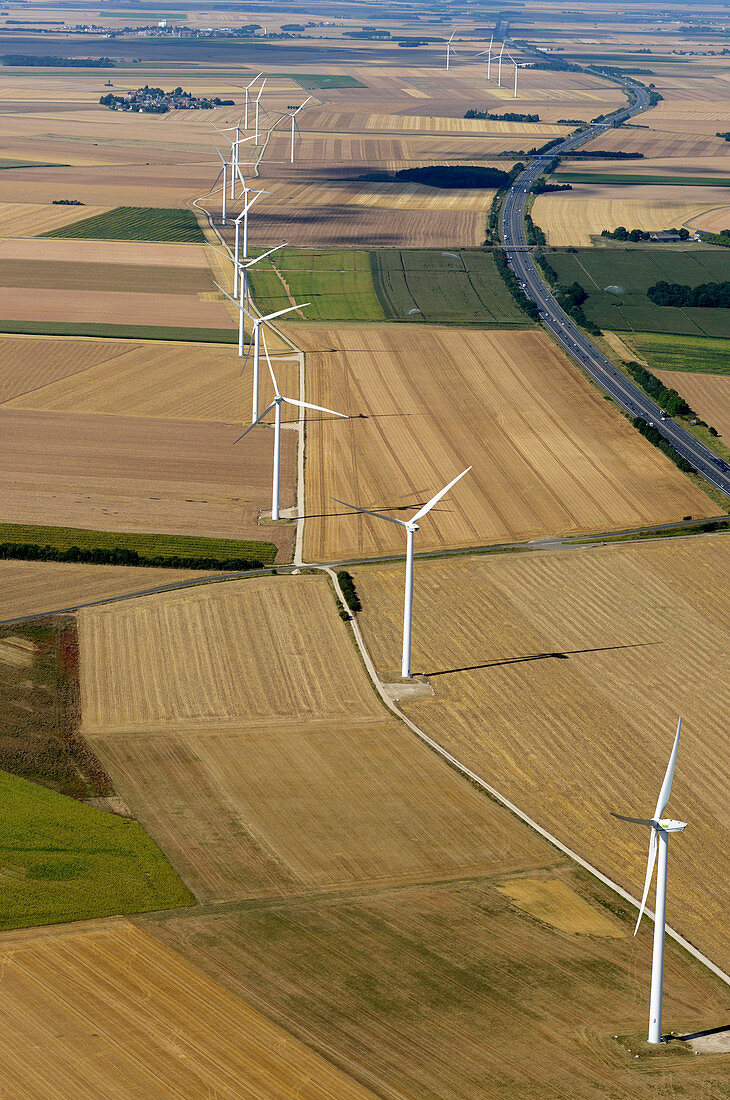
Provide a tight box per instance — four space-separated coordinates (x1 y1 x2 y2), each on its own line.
322 566 730 992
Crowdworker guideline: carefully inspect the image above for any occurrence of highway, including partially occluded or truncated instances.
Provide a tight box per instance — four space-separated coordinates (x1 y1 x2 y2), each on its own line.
500 80 730 497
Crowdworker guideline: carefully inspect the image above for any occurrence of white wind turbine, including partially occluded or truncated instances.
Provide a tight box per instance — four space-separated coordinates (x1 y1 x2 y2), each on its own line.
334 467 471 678
497 41 505 87
287 96 312 163
445 30 456 70
216 278 309 419
507 54 529 98
232 183 269 280
254 78 268 144
243 71 263 129
611 717 687 1045
235 329 347 520
212 127 254 199
211 145 228 224
475 34 494 80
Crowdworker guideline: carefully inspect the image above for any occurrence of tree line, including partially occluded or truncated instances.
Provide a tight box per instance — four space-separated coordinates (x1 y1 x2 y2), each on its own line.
647 280 730 308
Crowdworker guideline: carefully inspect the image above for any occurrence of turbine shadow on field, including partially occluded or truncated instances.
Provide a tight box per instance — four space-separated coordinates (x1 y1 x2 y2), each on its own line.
299 501 451 521
669 1024 730 1043
419 642 660 678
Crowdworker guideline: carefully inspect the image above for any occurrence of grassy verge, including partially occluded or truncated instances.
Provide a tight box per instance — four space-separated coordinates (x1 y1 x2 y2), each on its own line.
41 206 206 243
0 768 194 929
0 320 237 343
622 332 730 374
0 523 277 567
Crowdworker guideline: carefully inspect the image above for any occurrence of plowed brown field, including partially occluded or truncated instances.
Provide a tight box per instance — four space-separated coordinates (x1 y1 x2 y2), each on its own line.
0 408 295 555
0 336 135 404
295 326 712 560
0 919 373 1099
352 536 730 971
221 206 484 248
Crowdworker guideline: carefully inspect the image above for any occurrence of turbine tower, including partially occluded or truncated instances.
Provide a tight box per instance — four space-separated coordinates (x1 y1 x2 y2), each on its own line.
334 467 471 678
211 146 228 225
254 79 268 144
446 30 456 70
487 33 494 80
232 182 269 274
497 41 505 87
242 71 263 129
235 329 347 520
611 717 687 1045
287 96 312 163
212 127 254 199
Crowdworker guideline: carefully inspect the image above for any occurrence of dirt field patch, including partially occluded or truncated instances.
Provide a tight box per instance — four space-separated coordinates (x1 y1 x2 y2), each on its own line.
0 201 110 236
0 335 136 403
0 919 372 1098
495 878 624 936
295 325 712 561
0 408 296 556
352 537 730 971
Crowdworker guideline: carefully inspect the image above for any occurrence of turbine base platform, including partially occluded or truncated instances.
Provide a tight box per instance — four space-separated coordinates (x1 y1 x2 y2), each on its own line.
381 677 434 704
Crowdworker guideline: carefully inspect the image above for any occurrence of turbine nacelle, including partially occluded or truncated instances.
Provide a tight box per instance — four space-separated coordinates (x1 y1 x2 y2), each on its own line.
657 819 687 833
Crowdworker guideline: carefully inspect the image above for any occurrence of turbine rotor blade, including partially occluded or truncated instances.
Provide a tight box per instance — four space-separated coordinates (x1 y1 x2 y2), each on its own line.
243 243 286 268
233 402 277 443
654 717 682 820
283 397 348 418
260 329 280 397
261 302 309 323
411 466 471 523
214 281 240 309
635 827 658 935
331 498 409 528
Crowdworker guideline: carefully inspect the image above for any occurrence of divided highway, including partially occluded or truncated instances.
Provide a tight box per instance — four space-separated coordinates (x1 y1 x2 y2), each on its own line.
500 80 730 498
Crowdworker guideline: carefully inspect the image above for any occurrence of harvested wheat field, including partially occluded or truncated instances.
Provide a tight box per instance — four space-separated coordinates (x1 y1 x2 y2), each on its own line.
79 574 548 901
532 185 730 247
1 338 297 422
256 178 496 212
296 326 712 560
0 408 295 557
655 370 730 440
0 918 373 1099
685 205 730 234
352 536 730 971
0 559 209 622
144 870 730 1100
220 204 485 249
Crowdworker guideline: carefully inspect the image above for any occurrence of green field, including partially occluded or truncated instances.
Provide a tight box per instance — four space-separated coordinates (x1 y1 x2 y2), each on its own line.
0 523 276 567
622 332 730 374
42 206 206 243
0 158 66 170
549 249 730 337
0 769 193 929
558 172 730 187
0 320 237 343
248 248 532 327
371 249 532 326
281 73 366 88
247 248 386 321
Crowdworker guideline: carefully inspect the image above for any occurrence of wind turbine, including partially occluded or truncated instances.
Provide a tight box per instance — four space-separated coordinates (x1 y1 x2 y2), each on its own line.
243 71 263 129
211 145 228 225
287 96 312 164
235 329 347 520
216 279 309 418
232 182 269 279
497 41 505 87
611 717 687 1045
254 78 268 144
487 33 494 80
507 54 529 98
212 127 254 198
445 29 456 70
333 467 471 678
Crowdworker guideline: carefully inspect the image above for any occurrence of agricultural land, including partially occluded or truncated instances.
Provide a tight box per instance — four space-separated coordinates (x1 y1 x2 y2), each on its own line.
0 3 728 1095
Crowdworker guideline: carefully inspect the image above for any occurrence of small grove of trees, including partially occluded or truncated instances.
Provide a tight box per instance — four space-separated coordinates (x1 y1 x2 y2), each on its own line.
4 54 114 66
717 132 730 142
699 228 730 247
464 110 540 122
0 543 264 571
336 571 361 615
624 362 693 417
493 250 540 322
601 226 689 241
632 418 693 473
554 281 600 334
531 179 572 194
647 280 730 308
524 213 546 246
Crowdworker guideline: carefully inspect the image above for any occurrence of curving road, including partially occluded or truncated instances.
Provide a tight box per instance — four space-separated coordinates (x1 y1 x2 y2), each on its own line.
500 80 730 497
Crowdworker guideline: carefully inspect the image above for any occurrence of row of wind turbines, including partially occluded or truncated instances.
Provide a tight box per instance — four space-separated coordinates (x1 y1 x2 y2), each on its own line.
446 29 529 97
207 76 691 1051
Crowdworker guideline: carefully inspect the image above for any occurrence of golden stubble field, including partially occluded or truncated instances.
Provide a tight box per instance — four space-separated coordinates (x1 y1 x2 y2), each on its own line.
351 536 730 971
654 370 730 441
76 568 730 1097
0 918 373 1099
79 574 546 902
532 184 730 247
293 325 713 560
